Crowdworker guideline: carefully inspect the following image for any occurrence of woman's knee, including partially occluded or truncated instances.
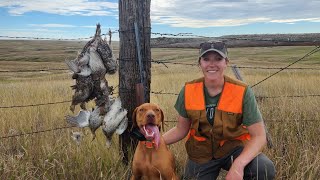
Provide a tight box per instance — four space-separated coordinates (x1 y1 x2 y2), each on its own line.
245 154 276 180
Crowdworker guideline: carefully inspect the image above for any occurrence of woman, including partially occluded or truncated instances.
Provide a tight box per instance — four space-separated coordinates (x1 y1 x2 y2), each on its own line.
163 41 275 180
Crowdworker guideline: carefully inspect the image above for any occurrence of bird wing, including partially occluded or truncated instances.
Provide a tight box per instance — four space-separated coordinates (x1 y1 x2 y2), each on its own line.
65 58 79 73
102 97 123 133
89 106 103 130
96 40 117 74
66 110 90 128
88 47 106 74
115 116 128 135
78 53 90 66
77 66 92 76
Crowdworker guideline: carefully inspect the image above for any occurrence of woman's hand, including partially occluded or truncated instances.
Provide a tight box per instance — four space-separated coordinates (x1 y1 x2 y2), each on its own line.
225 160 245 180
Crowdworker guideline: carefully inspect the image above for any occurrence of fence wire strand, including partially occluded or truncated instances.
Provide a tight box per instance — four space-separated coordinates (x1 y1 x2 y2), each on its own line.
0 125 75 139
251 46 320 88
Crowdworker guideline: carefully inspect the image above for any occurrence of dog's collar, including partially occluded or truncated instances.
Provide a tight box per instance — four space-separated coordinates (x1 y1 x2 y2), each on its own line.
142 140 155 149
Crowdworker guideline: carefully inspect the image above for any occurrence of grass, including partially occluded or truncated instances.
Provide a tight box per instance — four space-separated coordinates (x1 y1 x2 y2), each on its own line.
0 40 320 179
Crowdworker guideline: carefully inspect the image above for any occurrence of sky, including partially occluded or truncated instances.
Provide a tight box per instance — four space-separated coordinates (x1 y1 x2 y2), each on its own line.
1 0 320 40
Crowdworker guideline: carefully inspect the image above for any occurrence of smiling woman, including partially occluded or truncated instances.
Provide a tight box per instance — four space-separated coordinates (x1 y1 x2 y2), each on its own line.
163 41 276 180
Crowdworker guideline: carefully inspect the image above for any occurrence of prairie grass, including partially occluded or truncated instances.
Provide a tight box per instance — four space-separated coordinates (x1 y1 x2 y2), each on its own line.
0 40 319 179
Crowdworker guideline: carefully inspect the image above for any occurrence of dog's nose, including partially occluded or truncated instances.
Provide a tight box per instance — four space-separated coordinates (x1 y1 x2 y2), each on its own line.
147 113 155 119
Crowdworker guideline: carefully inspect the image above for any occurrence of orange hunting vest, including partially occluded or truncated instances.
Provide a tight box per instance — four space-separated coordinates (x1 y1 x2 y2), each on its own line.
185 76 250 163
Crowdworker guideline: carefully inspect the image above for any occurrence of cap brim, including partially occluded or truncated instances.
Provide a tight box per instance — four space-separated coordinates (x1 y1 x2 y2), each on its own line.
200 49 227 58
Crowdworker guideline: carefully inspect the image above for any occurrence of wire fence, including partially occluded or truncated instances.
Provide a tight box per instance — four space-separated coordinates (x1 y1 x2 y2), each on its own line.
0 30 320 140
0 125 75 139
0 117 318 140
2 31 320 43
1 92 320 109
1 61 320 73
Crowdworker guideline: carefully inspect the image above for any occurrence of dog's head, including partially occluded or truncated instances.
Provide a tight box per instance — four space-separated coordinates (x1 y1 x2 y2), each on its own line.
132 103 164 148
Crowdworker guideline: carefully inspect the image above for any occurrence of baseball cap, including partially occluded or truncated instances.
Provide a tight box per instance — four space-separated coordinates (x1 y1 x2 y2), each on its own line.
199 41 228 58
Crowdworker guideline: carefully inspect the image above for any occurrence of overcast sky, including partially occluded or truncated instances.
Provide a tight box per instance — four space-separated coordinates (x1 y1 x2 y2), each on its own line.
1 0 320 40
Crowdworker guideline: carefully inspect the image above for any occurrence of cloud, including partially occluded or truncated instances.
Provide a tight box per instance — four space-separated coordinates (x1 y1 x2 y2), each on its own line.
29 24 76 28
270 18 320 23
0 0 117 16
1 0 320 28
152 16 270 28
151 0 320 27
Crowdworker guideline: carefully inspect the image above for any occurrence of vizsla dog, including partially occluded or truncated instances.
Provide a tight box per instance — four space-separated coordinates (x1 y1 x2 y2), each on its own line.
131 103 178 180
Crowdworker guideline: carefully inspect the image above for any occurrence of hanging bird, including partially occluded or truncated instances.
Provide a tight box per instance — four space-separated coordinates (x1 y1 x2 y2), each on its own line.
88 45 106 80
65 23 117 113
69 74 94 112
96 39 117 74
67 104 104 141
66 97 128 145
102 97 128 148
65 53 91 76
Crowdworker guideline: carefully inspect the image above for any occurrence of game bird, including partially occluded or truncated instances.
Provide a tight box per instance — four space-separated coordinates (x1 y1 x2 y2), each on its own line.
65 23 117 113
66 97 128 146
102 97 128 147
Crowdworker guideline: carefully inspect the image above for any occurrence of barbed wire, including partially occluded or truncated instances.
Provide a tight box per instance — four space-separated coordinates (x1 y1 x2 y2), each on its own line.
256 94 320 99
0 68 69 73
2 30 320 44
251 46 320 88
235 66 320 70
1 92 319 109
0 100 70 109
151 32 209 38
0 125 75 139
0 118 318 140
1 63 319 73
165 119 319 123
151 59 197 67
151 91 179 96
0 32 117 41
1 62 320 73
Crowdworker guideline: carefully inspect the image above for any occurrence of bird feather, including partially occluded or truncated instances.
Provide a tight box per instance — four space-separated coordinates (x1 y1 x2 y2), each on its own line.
66 110 90 128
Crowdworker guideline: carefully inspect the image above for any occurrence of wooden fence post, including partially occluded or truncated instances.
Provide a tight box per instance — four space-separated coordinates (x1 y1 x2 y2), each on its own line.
108 28 112 46
118 0 151 164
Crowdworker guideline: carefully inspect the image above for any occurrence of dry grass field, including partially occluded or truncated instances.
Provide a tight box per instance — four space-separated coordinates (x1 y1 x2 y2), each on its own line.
0 40 319 179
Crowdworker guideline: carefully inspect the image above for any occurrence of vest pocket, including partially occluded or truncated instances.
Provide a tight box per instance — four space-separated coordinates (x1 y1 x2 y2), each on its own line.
222 113 243 138
185 137 213 162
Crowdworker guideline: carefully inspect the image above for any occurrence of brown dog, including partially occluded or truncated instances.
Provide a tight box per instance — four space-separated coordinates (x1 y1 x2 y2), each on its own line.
131 103 178 180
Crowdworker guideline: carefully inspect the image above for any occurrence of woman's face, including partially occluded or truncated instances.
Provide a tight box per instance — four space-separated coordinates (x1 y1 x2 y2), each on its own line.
199 51 228 81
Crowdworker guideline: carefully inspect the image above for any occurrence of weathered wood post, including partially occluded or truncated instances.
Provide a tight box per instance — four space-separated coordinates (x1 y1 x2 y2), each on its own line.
118 0 151 164
108 28 112 46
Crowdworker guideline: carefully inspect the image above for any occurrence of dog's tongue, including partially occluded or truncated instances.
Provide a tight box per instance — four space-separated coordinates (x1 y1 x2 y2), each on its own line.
142 124 160 149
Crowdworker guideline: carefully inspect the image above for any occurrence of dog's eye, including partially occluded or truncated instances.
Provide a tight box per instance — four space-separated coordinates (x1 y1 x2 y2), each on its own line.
139 108 144 112
154 109 160 112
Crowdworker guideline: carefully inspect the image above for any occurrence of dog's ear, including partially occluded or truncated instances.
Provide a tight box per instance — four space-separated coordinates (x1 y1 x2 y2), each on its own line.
131 106 139 130
159 108 165 132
